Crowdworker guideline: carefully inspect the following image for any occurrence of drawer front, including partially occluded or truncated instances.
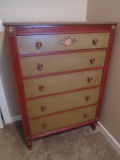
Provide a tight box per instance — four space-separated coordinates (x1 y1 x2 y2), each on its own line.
30 105 97 136
20 51 106 77
27 87 100 118
17 33 110 54
24 69 103 99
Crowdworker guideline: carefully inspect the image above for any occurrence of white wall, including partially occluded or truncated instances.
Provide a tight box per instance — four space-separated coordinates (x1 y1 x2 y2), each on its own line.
0 0 87 118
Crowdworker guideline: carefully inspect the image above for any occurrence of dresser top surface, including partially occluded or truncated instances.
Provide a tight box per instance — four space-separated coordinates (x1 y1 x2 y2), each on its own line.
3 21 118 27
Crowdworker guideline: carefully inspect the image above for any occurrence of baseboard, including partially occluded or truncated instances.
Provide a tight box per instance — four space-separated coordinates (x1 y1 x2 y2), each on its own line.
98 122 120 154
10 115 21 123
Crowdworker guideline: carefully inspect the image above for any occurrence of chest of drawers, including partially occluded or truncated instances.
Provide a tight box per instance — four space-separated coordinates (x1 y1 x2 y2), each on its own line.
4 22 117 150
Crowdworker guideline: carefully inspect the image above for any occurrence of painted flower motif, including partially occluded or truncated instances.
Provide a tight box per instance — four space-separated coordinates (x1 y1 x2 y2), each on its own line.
60 36 78 47
61 37 72 46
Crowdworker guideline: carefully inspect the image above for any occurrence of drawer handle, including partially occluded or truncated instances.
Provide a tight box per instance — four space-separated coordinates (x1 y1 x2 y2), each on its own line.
88 77 93 83
42 123 47 129
39 85 44 91
36 41 42 49
37 64 43 71
86 96 90 101
84 113 88 118
90 58 95 64
93 39 98 46
41 105 46 112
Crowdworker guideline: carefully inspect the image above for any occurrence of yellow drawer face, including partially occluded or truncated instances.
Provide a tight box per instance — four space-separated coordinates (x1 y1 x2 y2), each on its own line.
27 87 100 118
17 33 110 54
20 51 106 77
24 69 103 99
30 105 97 136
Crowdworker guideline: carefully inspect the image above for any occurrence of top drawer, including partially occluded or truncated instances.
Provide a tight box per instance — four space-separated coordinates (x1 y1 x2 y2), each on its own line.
17 33 110 54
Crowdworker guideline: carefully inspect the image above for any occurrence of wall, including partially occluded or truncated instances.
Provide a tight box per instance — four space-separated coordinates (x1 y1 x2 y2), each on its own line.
87 0 120 144
0 0 87 117
0 0 87 22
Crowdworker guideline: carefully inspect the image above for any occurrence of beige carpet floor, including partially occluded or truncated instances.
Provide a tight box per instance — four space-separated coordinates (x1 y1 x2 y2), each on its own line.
0 121 120 160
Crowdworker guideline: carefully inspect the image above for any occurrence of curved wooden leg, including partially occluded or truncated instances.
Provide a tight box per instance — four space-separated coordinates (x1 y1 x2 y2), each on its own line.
91 122 97 131
26 137 32 150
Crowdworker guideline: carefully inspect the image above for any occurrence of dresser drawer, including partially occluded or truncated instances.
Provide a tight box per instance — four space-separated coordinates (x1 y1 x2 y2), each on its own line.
30 105 97 136
24 69 103 99
27 87 100 118
20 51 106 77
17 33 110 54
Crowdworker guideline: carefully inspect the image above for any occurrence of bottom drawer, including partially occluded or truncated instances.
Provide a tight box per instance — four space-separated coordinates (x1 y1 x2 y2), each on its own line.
30 105 97 136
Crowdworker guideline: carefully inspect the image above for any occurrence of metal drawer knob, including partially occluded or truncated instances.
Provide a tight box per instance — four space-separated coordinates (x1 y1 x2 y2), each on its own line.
41 105 46 112
36 41 42 49
84 113 88 118
86 96 90 101
37 64 43 71
42 123 47 129
39 85 44 91
90 58 95 64
88 77 93 83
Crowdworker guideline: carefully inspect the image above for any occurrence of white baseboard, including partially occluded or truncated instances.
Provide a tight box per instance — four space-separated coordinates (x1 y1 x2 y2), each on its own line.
10 115 21 123
98 122 120 154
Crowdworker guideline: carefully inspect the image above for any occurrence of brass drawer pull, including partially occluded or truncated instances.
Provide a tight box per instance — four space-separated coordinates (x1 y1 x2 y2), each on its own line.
88 77 93 83
37 64 43 71
42 123 47 129
39 85 44 91
90 58 95 64
86 96 90 101
36 41 42 49
41 105 46 112
84 113 88 118
93 39 98 46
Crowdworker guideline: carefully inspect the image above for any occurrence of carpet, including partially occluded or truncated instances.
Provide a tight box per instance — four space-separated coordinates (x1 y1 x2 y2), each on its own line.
0 121 120 160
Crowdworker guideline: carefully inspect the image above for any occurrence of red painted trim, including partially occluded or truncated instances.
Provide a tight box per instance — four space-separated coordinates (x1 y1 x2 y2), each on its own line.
5 29 32 141
23 67 103 80
26 85 101 101
29 103 97 120
19 48 106 58
96 30 116 120
15 25 112 36
32 119 95 139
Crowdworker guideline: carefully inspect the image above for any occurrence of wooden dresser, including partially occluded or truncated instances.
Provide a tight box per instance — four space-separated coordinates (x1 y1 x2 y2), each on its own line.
4 22 117 149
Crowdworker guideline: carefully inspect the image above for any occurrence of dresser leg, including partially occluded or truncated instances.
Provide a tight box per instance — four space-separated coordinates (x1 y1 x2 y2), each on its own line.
26 137 32 150
91 122 97 131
